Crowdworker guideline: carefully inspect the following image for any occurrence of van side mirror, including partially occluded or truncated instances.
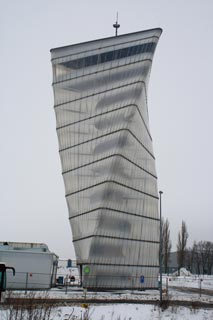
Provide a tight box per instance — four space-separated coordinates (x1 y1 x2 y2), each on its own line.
6 266 15 276
0 264 7 292
0 263 15 293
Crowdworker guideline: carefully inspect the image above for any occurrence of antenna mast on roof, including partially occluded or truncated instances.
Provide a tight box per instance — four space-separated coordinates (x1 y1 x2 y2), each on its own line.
113 12 120 37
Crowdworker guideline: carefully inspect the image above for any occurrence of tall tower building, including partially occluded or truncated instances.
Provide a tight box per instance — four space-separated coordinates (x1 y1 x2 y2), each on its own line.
51 28 162 289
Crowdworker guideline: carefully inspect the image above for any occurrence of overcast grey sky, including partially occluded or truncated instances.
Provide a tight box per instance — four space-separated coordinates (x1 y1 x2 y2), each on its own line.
1 0 213 258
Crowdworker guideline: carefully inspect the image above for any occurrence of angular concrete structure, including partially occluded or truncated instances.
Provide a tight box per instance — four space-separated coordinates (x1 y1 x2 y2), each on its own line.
51 28 162 289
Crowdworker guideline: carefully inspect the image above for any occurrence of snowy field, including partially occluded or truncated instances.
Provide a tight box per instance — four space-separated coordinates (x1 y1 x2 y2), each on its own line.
52 304 213 320
1 270 213 319
1 301 213 320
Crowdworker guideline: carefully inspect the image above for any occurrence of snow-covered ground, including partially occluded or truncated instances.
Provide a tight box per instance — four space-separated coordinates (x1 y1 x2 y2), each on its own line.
165 274 213 290
53 304 213 320
1 270 213 319
1 302 213 320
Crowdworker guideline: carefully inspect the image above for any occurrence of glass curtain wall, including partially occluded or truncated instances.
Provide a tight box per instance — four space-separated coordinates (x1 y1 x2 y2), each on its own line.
51 28 162 289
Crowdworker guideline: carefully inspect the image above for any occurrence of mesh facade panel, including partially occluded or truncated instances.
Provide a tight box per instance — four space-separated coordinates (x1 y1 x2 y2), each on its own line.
51 28 162 289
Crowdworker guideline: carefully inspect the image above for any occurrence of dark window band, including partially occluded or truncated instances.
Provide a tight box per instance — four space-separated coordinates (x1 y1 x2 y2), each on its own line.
63 153 157 179
69 207 159 222
59 128 155 160
73 234 159 244
65 179 158 200
51 33 160 62
59 42 156 71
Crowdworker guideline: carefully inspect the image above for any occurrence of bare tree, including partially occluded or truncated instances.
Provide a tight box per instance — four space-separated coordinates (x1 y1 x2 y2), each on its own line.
185 247 194 272
193 241 202 274
193 241 213 275
162 218 172 273
176 220 189 271
205 241 213 274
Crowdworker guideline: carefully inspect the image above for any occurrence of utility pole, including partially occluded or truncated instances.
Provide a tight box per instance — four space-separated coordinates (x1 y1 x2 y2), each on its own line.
159 190 163 305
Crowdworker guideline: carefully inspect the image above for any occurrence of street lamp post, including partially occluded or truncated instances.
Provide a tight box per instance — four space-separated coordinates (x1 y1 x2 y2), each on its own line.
159 190 163 305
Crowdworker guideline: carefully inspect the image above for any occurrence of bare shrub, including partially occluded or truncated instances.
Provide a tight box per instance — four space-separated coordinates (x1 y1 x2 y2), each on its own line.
1 291 55 320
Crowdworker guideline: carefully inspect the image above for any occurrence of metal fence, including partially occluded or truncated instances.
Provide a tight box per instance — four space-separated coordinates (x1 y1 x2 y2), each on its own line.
6 268 212 296
6 269 159 291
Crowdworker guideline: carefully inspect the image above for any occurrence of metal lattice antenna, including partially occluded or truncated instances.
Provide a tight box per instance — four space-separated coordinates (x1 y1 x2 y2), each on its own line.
113 12 120 37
